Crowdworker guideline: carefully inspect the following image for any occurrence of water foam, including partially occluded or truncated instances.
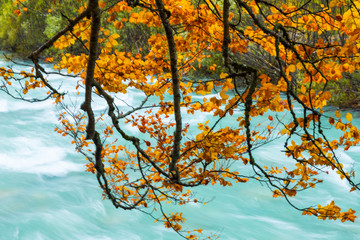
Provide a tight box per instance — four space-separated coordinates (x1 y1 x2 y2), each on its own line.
0 136 83 176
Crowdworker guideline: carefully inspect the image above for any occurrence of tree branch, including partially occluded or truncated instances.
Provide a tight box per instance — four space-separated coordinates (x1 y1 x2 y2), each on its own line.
155 0 182 181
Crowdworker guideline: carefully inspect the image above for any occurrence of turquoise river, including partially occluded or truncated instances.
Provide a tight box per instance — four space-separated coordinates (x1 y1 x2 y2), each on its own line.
1 58 360 240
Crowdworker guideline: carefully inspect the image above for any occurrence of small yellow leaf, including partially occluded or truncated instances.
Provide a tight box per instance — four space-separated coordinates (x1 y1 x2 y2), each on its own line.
220 72 228 79
335 110 341 118
111 39 118 46
111 33 120 39
329 0 336 8
288 65 296 72
346 112 353 122
103 29 110 36
270 7 278 14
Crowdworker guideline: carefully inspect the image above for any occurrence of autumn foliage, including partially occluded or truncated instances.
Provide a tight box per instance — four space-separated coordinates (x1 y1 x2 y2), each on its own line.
2 0 360 238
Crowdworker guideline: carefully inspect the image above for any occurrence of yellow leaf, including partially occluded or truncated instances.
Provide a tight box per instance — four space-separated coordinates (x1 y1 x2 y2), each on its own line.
346 112 353 122
329 0 336 8
111 39 118 46
335 110 341 118
288 65 296 72
111 33 120 39
103 29 110 36
206 81 214 91
270 7 278 14
220 72 228 79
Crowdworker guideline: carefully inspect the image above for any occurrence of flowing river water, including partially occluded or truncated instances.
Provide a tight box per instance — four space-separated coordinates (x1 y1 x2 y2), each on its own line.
1 58 360 239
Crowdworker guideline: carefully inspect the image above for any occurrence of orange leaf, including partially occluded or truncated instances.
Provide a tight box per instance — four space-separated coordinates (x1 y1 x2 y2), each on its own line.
335 110 341 118
14 9 21 16
99 1 106 8
220 91 229 100
288 65 296 72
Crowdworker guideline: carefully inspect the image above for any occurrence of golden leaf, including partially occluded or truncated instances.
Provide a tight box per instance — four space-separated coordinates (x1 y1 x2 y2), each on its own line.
335 110 341 118
288 65 296 72
346 112 353 122
300 85 306 94
220 91 229 100
220 72 228 79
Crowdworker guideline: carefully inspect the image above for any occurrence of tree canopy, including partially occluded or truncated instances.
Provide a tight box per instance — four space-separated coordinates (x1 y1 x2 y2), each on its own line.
2 0 360 238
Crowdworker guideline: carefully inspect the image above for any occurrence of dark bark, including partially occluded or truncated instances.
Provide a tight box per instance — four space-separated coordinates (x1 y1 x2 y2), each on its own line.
155 0 182 180
222 0 230 66
80 0 101 140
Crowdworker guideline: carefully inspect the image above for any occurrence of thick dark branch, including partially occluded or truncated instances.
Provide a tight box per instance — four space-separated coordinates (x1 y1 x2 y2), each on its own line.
222 0 230 66
244 72 257 165
80 0 101 140
155 0 182 180
92 81 171 179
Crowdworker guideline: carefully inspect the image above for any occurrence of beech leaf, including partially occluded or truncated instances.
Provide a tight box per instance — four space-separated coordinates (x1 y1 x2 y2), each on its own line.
346 112 353 122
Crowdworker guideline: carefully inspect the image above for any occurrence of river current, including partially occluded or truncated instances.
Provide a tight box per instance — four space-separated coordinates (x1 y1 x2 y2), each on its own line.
1 58 360 239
